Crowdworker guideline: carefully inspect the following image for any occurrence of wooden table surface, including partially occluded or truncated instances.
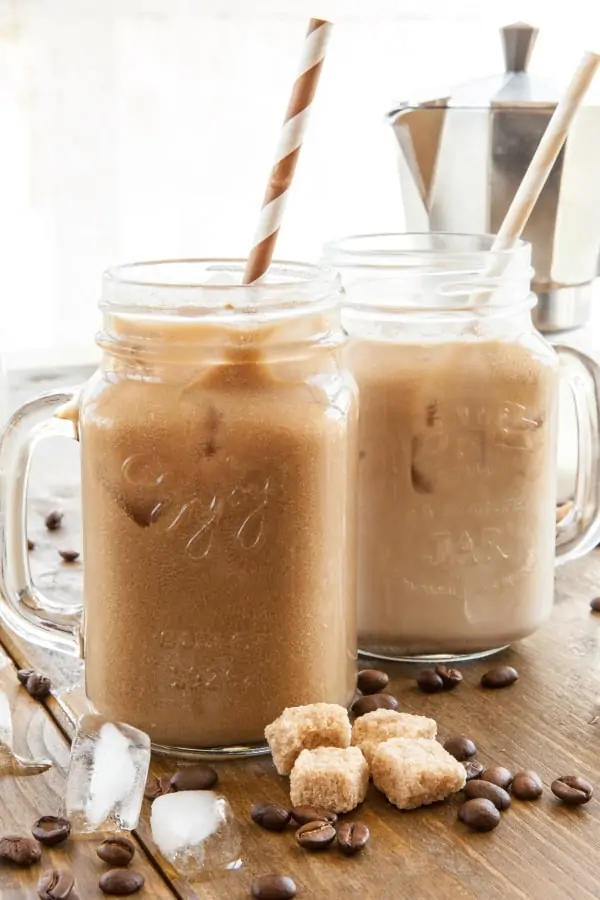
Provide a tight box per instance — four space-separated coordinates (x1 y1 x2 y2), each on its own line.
2 367 600 900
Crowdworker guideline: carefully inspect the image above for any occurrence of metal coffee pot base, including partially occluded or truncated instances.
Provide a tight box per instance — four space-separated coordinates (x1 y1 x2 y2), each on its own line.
532 282 593 334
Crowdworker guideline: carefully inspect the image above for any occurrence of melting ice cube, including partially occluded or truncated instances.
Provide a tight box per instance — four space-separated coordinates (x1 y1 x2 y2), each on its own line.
203 269 239 286
65 715 150 833
150 790 242 878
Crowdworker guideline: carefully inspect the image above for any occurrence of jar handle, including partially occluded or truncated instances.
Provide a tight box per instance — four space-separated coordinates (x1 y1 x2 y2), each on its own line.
555 345 600 565
0 389 83 657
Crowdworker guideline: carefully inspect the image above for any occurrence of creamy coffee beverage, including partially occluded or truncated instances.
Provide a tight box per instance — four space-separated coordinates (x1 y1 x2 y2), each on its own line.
80 307 357 749
346 337 558 657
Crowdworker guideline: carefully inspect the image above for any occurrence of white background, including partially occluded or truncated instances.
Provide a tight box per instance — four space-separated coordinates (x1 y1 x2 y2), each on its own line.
1 0 600 367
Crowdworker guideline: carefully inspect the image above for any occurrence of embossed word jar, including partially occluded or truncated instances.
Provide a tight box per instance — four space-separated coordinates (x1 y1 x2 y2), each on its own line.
0 260 358 755
322 234 600 663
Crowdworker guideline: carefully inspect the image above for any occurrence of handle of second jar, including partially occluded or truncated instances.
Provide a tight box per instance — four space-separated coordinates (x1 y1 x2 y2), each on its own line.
0 389 83 657
555 344 600 565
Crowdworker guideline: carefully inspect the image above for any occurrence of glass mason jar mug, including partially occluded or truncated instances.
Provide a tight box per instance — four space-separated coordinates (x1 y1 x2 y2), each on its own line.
0 260 358 755
322 233 600 663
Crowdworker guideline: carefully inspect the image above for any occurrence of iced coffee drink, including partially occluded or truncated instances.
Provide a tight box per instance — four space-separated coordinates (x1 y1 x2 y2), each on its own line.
346 337 557 658
76 262 357 750
322 233 571 660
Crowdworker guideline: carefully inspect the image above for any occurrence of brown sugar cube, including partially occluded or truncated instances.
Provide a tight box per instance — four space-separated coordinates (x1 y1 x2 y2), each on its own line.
372 738 466 810
352 709 437 768
290 747 369 814
265 703 352 776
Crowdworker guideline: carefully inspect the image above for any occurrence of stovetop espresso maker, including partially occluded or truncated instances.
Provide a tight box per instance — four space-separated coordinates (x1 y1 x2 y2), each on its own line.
388 22 600 334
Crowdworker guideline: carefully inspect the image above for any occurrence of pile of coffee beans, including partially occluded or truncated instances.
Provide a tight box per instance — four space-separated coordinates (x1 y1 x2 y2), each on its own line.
350 669 399 718
416 663 520 694
249 800 370 893
27 509 81 564
252 801 370 857
416 664 463 694
0 815 145 897
455 759 593 831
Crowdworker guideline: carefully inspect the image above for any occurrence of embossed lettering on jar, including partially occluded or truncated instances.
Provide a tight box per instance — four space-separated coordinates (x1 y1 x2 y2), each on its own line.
322 233 600 662
79 260 358 751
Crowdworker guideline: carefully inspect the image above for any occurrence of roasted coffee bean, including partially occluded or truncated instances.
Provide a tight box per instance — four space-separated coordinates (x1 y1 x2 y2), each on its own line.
443 736 477 761
590 597 600 613
28 539 35 551
290 806 338 826
251 803 291 832
416 669 444 694
170 763 218 791
481 666 519 689
58 550 80 563
17 668 35 686
143 774 171 800
480 766 513 790
357 669 389 695
25 673 52 700
45 510 64 531
463 760 484 781
435 664 463 690
351 693 399 717
458 798 501 832
336 821 370 856
464 780 511 810
511 770 543 801
38 868 75 900
251 875 297 900
551 775 594 805
295 820 337 851
97 836 135 866
0 835 42 866
31 816 71 847
98 868 144 895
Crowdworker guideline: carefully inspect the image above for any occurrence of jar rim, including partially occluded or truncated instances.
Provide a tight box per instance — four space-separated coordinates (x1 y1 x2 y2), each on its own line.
101 258 340 316
322 232 531 269
322 232 533 314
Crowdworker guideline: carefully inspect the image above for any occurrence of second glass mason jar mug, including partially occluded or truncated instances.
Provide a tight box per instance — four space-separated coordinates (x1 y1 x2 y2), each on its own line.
0 260 358 756
322 233 600 663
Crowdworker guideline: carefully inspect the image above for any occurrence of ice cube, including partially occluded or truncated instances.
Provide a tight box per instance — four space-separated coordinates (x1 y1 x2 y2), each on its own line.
150 790 242 878
0 689 52 776
65 715 150 833
203 269 239 286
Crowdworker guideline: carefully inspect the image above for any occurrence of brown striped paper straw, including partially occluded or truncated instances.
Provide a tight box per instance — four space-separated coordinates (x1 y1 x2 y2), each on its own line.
243 18 333 284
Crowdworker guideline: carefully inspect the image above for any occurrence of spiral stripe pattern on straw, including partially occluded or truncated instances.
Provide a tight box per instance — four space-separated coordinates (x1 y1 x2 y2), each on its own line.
243 18 333 284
